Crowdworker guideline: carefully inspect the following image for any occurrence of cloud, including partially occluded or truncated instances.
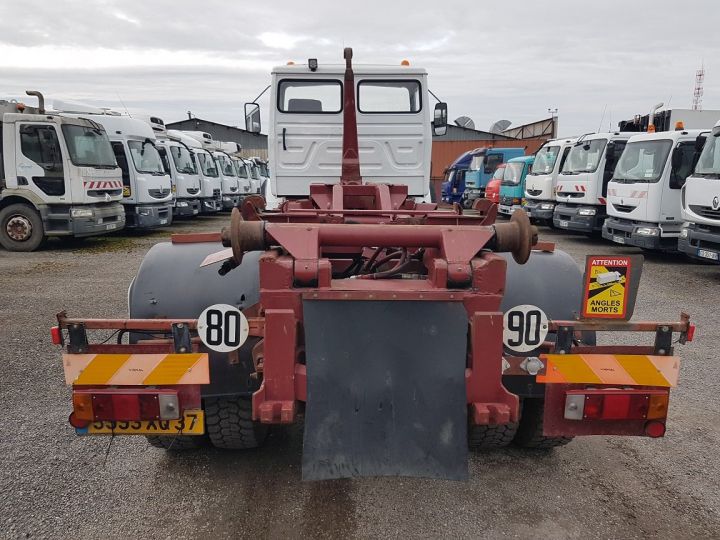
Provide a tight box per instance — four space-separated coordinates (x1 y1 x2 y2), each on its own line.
0 0 718 136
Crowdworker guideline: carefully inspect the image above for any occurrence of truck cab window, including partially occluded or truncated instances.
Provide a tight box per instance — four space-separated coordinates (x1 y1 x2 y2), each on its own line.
358 80 421 113
484 153 503 174
278 80 342 113
19 124 65 196
111 142 131 186
671 141 697 187
157 147 172 175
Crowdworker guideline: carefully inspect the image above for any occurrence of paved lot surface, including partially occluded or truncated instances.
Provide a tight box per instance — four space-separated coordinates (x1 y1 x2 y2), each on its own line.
1 215 719 539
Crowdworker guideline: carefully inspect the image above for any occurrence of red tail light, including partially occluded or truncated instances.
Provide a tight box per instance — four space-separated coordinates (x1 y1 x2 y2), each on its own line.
565 389 669 422
51 326 62 345
70 390 180 423
644 420 666 438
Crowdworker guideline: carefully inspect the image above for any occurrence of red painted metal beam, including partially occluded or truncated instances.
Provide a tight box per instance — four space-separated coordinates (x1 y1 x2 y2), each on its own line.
340 47 362 185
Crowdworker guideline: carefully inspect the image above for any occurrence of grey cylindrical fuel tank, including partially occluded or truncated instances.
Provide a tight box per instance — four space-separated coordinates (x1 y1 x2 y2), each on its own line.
129 241 262 397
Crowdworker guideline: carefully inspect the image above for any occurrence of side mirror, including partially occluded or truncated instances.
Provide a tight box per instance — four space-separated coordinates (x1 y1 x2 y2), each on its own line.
245 102 261 134
695 134 707 153
433 102 448 136
671 146 683 171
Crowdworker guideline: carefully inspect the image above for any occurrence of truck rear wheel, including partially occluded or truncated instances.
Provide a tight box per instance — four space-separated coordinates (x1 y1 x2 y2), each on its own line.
0 203 46 252
513 398 573 448
146 434 207 451
205 395 268 450
468 421 519 449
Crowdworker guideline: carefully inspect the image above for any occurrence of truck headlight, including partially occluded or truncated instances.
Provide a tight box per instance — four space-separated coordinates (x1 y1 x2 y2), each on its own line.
680 226 689 238
138 208 151 216
70 208 94 218
540 203 555 210
176 201 189 207
636 227 659 236
578 208 597 216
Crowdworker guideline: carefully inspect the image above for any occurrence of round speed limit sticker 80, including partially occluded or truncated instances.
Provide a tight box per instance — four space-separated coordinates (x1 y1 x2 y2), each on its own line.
197 304 249 353
503 304 549 353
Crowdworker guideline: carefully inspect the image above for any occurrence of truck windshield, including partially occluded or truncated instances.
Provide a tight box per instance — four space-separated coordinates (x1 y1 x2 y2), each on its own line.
530 145 560 175
469 155 485 172
257 162 269 176
197 152 218 177
251 165 260 180
502 162 525 186
695 135 720 177
614 140 672 183
127 140 165 175
61 124 117 168
170 145 196 174
562 139 607 174
235 160 249 178
492 166 505 180
216 154 236 176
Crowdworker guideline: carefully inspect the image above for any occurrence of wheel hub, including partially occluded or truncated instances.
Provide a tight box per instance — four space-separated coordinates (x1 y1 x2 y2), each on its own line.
6 215 32 242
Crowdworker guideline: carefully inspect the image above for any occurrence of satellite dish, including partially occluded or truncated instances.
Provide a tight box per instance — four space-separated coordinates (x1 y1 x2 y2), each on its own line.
489 120 512 134
454 116 475 130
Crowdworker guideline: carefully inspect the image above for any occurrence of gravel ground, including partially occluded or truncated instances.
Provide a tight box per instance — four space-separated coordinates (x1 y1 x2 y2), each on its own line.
1 216 719 539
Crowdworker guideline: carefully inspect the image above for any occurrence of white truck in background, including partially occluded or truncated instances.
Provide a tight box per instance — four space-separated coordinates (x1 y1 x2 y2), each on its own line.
183 131 234 212
175 131 221 214
0 91 125 251
143 119 202 218
678 119 720 263
55 101 173 229
249 156 269 188
553 132 631 233
523 137 576 224
602 128 707 250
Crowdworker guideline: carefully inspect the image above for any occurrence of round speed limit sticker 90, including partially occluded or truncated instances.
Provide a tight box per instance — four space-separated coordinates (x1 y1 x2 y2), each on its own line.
197 304 249 353
503 304 549 353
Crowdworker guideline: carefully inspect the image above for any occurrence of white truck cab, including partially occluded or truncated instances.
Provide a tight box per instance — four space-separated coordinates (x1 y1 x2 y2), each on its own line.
523 137 576 223
553 132 632 233
175 131 221 214
55 102 174 229
0 92 125 251
602 129 705 250
261 62 433 198
150 125 202 218
249 156 269 191
678 120 720 262
211 149 241 210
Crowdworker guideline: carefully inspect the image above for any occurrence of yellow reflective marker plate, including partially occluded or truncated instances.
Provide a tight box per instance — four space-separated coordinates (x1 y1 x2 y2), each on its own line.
81 410 204 435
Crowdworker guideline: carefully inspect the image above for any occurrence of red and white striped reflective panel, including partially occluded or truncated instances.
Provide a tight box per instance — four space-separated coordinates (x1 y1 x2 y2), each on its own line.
537 354 680 387
84 180 123 189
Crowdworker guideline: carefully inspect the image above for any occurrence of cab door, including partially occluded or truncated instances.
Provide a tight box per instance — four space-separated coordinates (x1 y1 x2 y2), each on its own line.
272 78 344 196
15 122 68 202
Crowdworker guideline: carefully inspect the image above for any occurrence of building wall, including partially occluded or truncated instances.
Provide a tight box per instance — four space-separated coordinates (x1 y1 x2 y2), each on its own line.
166 118 268 158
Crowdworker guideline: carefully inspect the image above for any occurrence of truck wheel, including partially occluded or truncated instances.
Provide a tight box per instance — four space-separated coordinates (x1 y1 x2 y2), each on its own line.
146 434 207 451
0 203 46 251
513 398 573 449
468 421 519 449
205 395 268 450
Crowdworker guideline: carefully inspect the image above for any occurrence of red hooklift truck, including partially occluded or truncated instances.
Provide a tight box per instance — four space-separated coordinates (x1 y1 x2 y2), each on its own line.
53 49 693 481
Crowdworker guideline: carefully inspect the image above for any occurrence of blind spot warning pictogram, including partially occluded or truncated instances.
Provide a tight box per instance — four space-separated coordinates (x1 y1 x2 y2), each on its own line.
582 256 632 319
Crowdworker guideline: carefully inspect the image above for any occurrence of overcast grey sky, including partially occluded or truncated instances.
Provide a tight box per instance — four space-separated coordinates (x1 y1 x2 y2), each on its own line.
1 0 717 136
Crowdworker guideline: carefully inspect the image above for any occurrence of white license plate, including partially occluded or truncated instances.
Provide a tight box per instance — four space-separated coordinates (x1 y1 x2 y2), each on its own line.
697 248 719 261
106 223 117 230
613 235 625 244
559 220 569 228
159 219 168 225
192 209 199 215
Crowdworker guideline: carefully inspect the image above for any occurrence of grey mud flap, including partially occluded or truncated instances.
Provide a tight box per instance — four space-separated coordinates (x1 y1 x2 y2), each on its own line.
302 300 468 481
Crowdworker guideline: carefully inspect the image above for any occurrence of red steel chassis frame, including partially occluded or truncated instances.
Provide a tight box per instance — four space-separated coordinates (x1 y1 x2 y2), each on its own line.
56 48 693 436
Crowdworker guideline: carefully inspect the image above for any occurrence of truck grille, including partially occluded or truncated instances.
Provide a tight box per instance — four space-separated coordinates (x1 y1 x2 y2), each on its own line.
526 189 542 196
88 189 123 198
690 205 720 219
149 188 171 199
213 189 222 202
186 187 200 195
612 204 636 213
558 192 584 198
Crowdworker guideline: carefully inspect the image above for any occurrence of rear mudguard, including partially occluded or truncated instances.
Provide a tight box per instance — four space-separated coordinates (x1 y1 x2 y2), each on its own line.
128 242 589 399
128 241 262 397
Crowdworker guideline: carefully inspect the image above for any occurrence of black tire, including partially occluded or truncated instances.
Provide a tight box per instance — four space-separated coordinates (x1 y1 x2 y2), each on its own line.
146 434 206 451
0 203 46 251
205 395 268 450
468 421 519 449
513 398 573 449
